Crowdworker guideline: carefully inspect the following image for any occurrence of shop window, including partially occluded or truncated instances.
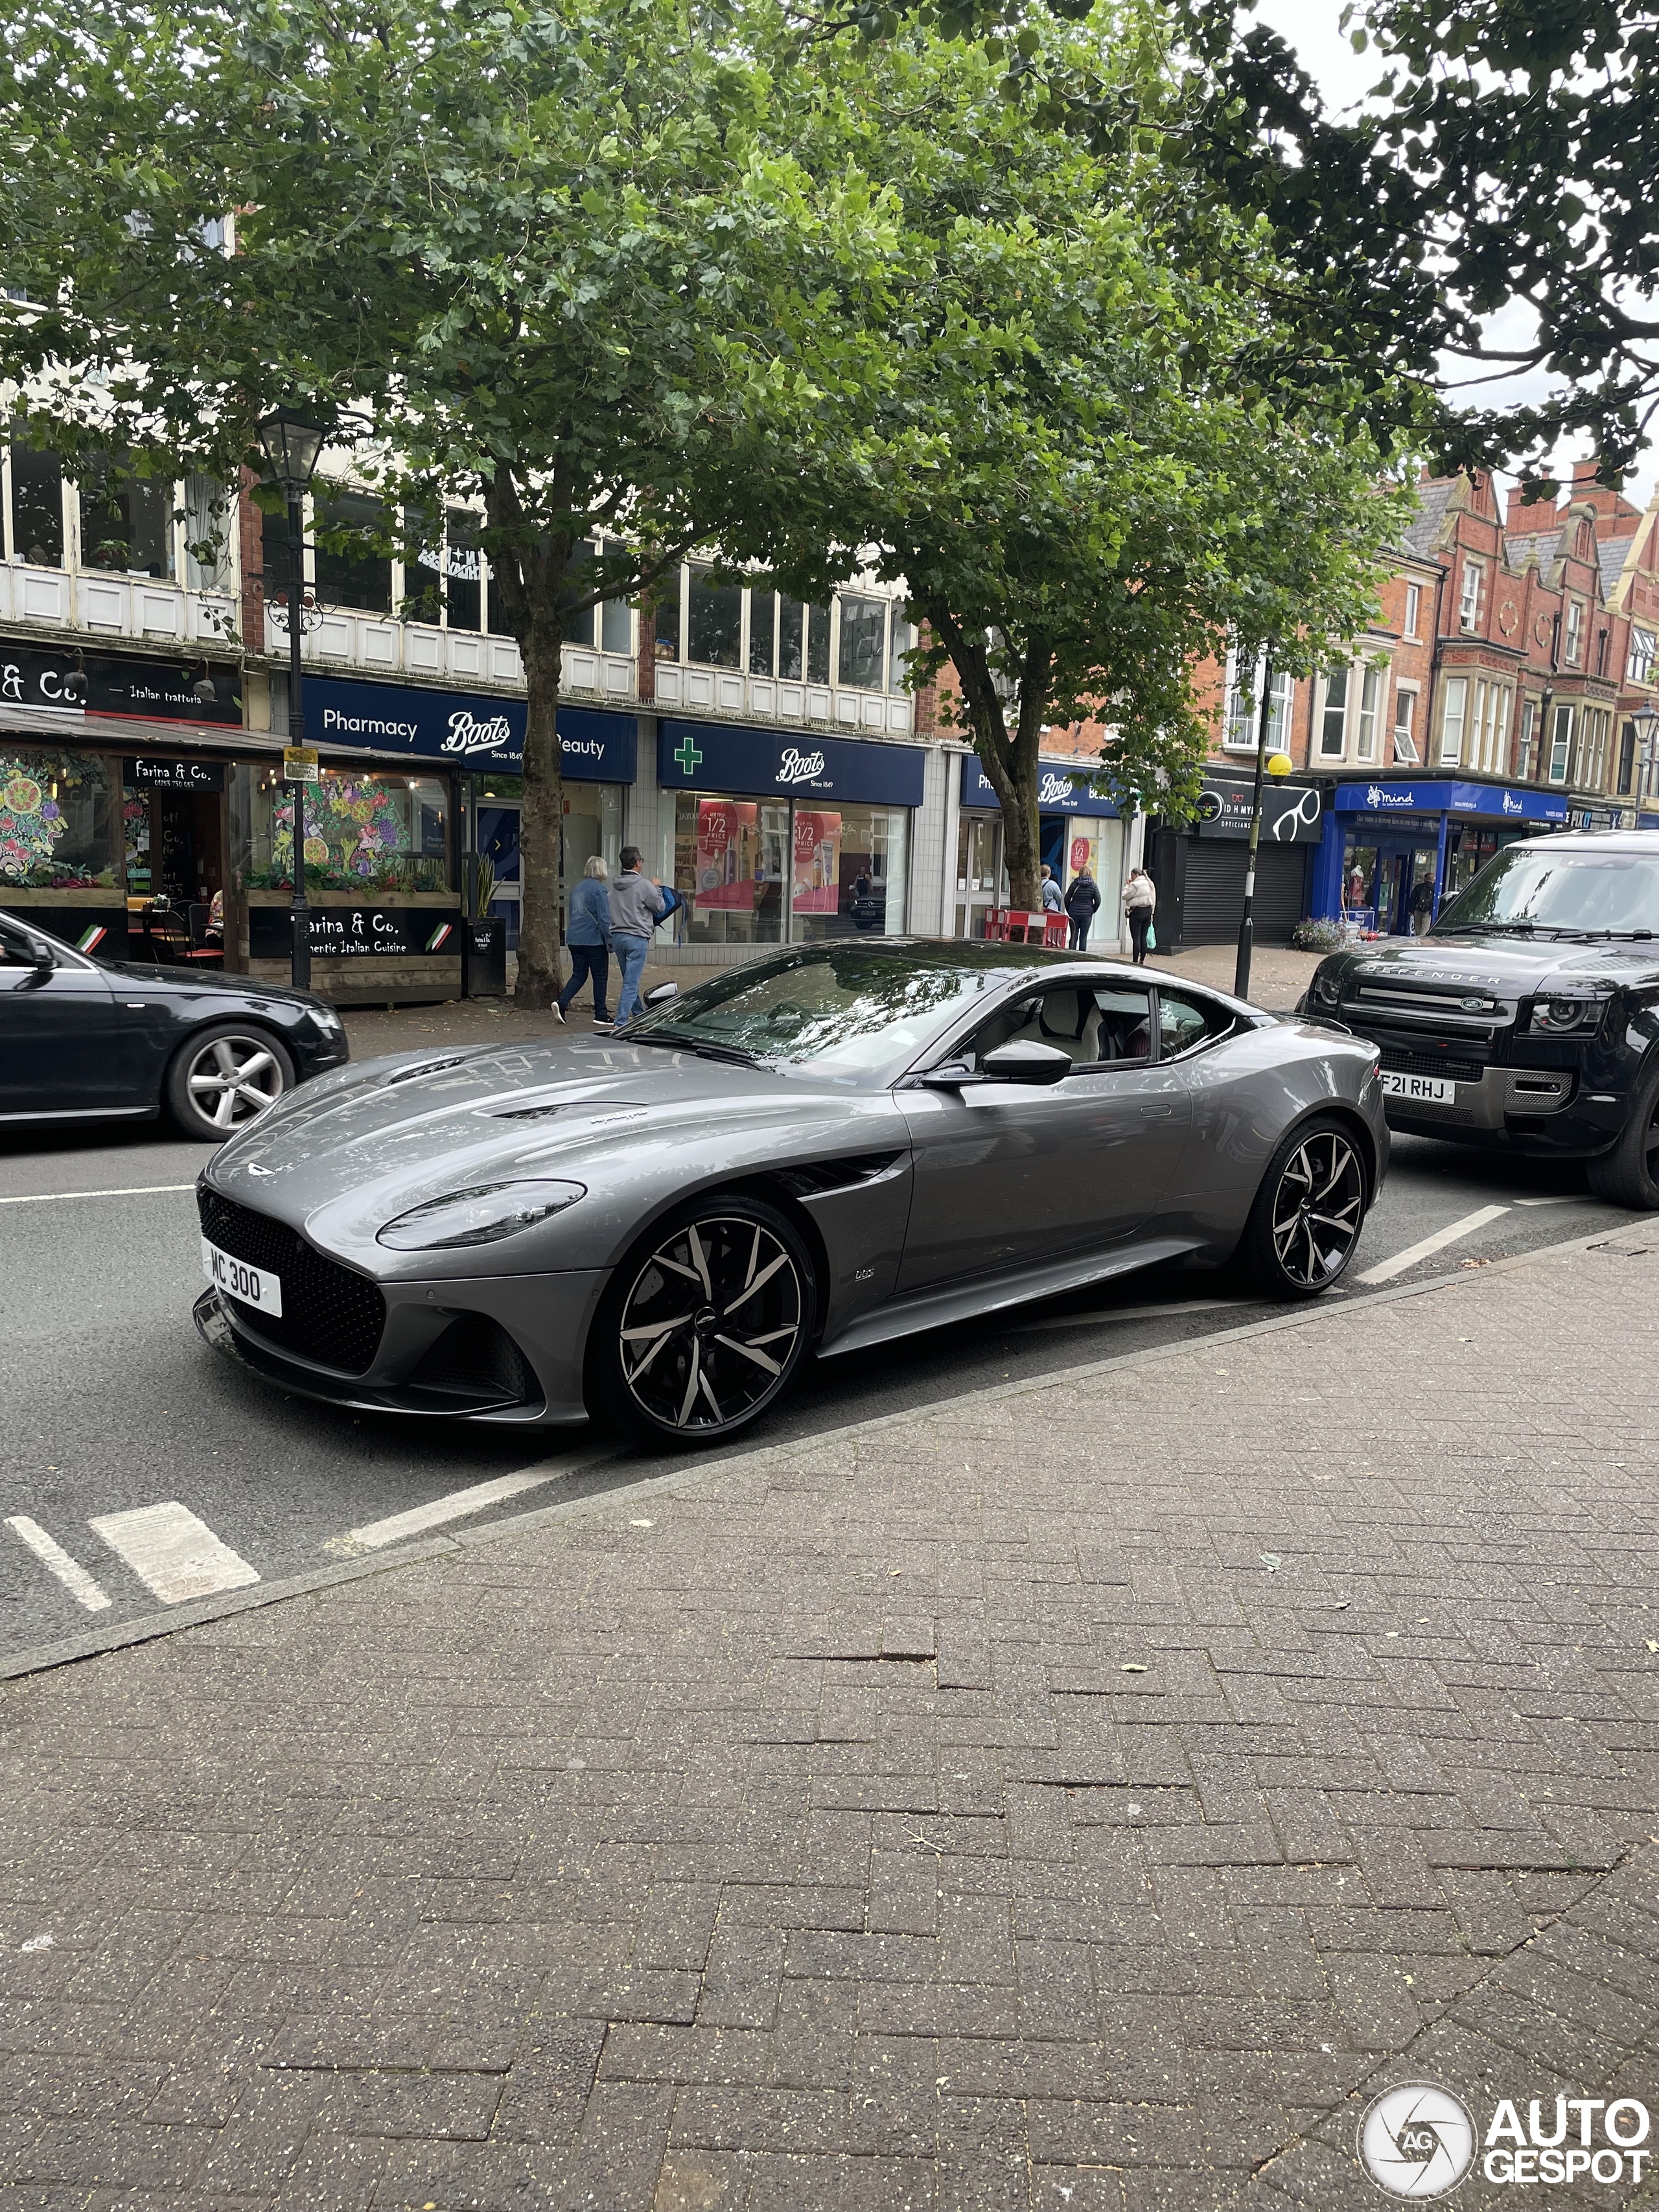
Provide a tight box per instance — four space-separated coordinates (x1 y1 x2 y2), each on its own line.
0 750 115 889
183 477 233 592
1547 703 1575 785
78 457 174 577
889 609 916 694
1563 599 1584 666
653 564 684 661
8 429 64 566
599 557 631 653
313 489 391 613
1439 676 1468 765
837 596 887 690
245 769 449 891
1355 666 1380 761
402 505 446 626
806 603 831 686
790 802 909 940
1392 689 1419 763
687 565 742 668
778 598 805 680
669 792 788 944
1318 668 1349 758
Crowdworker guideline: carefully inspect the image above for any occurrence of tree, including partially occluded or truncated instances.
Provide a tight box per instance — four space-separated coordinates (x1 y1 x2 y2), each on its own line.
735 15 1410 908
0 0 901 1003
1170 0 1659 486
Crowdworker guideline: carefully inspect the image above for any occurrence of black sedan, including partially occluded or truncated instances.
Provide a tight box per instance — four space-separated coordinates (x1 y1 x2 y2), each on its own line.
0 908 349 1141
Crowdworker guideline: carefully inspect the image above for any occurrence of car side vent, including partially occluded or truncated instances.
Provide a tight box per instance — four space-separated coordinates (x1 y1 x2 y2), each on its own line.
404 1314 542 1410
774 1152 903 1198
384 1055 469 1085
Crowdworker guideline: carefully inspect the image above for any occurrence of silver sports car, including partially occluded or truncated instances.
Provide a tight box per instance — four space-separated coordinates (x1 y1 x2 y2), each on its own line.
194 941 1387 1445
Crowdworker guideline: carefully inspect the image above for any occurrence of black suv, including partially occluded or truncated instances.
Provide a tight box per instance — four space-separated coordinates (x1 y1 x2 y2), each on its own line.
1304 830 1659 1207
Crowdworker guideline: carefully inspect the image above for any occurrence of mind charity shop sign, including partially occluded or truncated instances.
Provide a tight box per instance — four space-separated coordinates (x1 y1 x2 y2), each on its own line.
1354 2079 1652 2198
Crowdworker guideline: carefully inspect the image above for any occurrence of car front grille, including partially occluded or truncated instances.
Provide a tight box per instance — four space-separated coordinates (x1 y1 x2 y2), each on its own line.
1378 1045 1485 1084
198 1189 386 1375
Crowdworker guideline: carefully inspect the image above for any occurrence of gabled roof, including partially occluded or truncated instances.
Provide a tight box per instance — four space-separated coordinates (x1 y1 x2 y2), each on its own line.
1402 478 1454 556
1505 530 1562 576
1599 537 1634 601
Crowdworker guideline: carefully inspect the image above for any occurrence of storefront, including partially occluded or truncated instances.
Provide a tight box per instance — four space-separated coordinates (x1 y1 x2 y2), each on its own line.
1148 763 1323 951
953 755 1124 941
301 675 638 958
656 720 925 947
1309 778 1572 933
0 644 245 960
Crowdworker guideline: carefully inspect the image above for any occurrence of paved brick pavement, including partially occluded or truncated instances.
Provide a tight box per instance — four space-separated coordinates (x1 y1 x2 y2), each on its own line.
4 1239 1658 2209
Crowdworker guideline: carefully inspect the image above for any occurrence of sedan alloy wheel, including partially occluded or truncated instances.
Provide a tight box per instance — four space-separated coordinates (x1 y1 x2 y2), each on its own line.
167 1024 296 1141
615 1209 807 1437
1270 1128 1365 1288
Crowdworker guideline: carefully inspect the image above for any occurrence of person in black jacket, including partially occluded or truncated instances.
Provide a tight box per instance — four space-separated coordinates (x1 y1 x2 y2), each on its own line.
1064 867 1101 950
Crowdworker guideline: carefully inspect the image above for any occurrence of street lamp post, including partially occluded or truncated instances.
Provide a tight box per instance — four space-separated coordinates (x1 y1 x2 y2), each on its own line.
1234 655 1291 1002
1633 705 1659 813
255 408 330 990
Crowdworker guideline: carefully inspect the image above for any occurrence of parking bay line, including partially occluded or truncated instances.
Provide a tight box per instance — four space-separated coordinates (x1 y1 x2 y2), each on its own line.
89 1502 259 1605
0 1184 196 1207
338 1451 614 1554
5 1517 111 1612
1356 1203 1511 1285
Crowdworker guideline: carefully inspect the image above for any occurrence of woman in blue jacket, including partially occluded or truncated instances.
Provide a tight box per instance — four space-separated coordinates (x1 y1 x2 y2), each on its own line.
555 855 613 1027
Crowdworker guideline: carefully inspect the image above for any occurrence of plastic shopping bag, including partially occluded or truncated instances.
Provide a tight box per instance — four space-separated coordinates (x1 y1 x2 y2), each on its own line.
1146 922 1157 951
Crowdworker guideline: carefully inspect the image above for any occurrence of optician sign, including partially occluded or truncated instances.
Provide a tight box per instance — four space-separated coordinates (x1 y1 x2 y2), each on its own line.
1193 765 1323 843
303 676 637 782
660 720 927 808
1334 779 1572 825
959 754 1120 817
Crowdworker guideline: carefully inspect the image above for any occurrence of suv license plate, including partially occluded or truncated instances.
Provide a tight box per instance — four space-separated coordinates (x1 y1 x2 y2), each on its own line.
1380 1072 1456 1103
201 1237 284 1316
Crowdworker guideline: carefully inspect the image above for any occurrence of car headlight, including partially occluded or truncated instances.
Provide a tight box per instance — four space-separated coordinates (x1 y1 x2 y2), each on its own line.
1310 968 1340 1009
1529 996 1607 1035
312 1005 344 1034
377 1179 586 1250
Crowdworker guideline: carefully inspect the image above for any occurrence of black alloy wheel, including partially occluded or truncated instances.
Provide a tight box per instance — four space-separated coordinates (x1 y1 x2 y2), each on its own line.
1586 1057 1659 1209
596 1197 813 1443
1242 1116 1367 1298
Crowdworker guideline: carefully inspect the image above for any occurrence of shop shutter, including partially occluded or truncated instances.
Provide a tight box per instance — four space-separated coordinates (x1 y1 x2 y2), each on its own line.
1179 842 1308 946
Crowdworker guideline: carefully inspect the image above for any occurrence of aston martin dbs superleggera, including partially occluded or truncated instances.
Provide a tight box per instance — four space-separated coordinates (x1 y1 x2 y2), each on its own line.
194 940 1387 1445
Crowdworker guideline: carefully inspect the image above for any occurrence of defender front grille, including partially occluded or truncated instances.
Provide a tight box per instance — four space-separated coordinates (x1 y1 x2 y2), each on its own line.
1378 1045 1485 1084
198 1189 386 1375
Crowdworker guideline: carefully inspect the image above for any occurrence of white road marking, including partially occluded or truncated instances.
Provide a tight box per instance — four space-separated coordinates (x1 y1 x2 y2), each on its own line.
1014 1298 1242 1333
0 1184 196 1207
5 1517 111 1611
1516 1195 1575 1205
89 1502 259 1604
339 1452 608 1552
1356 1204 1511 1285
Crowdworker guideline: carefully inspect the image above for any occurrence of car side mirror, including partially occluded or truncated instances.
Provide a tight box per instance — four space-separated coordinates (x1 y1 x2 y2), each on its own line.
980 1041 1072 1086
643 982 679 1007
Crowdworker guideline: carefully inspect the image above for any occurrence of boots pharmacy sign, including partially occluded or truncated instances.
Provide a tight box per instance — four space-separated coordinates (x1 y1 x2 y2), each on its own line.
302 677 636 782
662 720 925 806
959 754 1120 817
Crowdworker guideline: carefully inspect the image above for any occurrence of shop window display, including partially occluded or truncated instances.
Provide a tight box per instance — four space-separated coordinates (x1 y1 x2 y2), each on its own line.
791 803 909 939
669 792 907 945
0 751 115 888
245 770 449 891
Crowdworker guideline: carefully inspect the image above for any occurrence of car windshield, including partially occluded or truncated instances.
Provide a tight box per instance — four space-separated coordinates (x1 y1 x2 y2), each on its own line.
624 946 1030 1076
1436 845 1659 937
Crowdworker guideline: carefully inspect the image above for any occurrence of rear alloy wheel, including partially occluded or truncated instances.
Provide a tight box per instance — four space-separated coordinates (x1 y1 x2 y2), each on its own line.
1586 1058 1659 1209
166 1025 294 1142
595 1198 813 1444
1241 1116 1367 1299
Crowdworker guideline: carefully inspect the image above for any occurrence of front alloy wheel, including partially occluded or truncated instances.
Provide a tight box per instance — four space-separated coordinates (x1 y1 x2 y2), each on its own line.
1243 1118 1367 1298
167 1025 295 1143
601 1202 811 1443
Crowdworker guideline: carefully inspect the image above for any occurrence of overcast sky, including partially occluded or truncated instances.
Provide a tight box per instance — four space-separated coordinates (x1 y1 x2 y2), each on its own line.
1253 0 1657 511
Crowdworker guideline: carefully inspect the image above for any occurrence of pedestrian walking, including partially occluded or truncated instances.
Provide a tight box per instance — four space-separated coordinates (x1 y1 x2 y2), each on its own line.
555 855 613 1028
1040 865 1063 914
1065 865 1101 951
1121 865 1156 965
610 844 667 1025
1410 872 1435 936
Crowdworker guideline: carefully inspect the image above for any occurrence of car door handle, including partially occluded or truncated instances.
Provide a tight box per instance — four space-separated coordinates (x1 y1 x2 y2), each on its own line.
1138 1103 1176 1117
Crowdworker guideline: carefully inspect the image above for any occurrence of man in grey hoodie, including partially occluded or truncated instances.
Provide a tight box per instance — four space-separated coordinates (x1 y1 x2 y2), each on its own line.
610 846 666 1023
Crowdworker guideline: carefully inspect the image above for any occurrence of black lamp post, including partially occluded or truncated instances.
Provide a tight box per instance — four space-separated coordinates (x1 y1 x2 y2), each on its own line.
255 406 330 988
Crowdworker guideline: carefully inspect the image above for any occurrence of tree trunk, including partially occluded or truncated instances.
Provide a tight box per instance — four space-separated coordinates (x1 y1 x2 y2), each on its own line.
925 606 1049 913
515 617 566 1008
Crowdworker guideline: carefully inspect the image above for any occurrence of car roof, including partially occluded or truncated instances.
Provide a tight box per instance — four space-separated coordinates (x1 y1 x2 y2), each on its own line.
1512 830 1659 852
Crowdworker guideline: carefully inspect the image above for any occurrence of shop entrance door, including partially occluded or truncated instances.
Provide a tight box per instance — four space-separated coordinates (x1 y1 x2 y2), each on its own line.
125 788 225 964
953 813 1004 939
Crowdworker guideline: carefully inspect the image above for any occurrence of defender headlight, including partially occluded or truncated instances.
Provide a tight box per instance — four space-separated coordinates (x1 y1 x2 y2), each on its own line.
1311 968 1340 1009
1529 997 1606 1035
377 1179 586 1250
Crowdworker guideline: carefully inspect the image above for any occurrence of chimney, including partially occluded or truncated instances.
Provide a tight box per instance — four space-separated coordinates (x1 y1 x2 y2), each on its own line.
1566 458 1639 528
1506 482 1554 533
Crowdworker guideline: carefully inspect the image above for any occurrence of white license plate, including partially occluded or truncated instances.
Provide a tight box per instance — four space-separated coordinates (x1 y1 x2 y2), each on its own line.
1380 1071 1457 1103
201 1237 284 1316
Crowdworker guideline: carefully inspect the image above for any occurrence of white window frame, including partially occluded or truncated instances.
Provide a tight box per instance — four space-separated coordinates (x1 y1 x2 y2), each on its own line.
1223 651 1293 752
1392 684 1420 763
1516 696 1537 780
1629 627 1656 687
1355 665 1382 762
1317 666 1351 760
1402 581 1422 639
1547 703 1575 785
1563 598 1584 666
1439 674 1468 764
1458 560 1484 633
